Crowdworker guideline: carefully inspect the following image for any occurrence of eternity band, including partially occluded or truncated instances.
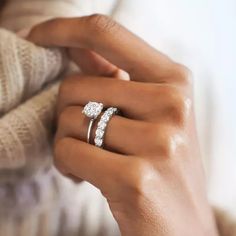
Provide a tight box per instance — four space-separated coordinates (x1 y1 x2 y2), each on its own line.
94 107 119 148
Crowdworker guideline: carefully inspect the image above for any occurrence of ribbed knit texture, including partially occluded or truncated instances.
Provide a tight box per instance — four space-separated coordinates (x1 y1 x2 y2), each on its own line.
0 1 119 236
0 29 64 170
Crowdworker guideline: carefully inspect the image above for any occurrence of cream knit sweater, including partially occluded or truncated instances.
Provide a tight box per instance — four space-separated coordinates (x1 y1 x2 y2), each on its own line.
0 1 119 236
0 1 235 236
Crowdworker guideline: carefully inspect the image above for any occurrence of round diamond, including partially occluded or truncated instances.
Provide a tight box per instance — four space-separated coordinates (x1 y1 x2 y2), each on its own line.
95 137 103 147
98 121 106 129
106 109 113 116
82 102 103 119
102 114 110 122
94 107 119 148
113 108 118 113
95 128 104 138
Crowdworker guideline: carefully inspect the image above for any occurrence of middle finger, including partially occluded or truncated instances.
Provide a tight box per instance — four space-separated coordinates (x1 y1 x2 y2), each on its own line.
58 75 184 123
56 105 168 156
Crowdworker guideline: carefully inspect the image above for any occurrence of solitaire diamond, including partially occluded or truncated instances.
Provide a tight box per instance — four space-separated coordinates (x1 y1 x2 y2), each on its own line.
82 102 103 119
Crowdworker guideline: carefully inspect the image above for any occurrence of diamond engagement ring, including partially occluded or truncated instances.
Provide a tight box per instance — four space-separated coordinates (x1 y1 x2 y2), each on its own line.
94 107 119 148
82 102 104 144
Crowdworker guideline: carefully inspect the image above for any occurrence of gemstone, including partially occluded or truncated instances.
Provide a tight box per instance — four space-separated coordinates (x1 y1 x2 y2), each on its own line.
82 102 103 119
106 109 113 115
98 121 106 130
95 137 103 147
101 114 110 122
96 128 104 138
94 107 119 148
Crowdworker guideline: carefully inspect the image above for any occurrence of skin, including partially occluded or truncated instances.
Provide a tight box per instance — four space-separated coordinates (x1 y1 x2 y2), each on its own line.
27 14 218 236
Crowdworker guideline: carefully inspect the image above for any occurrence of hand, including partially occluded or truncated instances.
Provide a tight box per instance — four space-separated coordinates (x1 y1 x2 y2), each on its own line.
28 15 218 236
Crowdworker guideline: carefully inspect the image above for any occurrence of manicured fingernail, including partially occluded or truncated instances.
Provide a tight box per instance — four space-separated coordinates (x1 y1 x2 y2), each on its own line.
116 69 130 81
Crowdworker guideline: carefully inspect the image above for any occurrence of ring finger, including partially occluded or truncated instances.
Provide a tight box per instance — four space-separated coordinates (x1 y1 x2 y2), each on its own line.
55 105 166 156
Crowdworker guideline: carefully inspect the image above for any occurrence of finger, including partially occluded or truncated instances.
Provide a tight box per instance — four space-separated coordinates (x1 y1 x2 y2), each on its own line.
27 15 187 84
56 106 166 156
68 47 119 77
58 75 188 124
54 137 126 189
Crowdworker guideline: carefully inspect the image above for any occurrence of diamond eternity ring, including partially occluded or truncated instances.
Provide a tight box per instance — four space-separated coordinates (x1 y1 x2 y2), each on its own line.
94 107 119 148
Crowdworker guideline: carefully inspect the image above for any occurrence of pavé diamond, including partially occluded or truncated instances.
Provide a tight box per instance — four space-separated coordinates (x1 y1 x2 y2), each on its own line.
98 121 106 129
95 137 103 147
106 109 113 115
96 128 104 138
102 114 109 122
82 102 103 119
95 107 119 148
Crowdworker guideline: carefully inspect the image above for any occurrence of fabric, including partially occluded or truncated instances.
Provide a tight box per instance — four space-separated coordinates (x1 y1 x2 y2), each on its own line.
0 0 236 236
0 29 64 170
0 1 119 236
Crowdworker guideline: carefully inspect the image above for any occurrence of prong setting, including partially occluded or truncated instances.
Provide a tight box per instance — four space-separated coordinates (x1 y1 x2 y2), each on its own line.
82 102 103 119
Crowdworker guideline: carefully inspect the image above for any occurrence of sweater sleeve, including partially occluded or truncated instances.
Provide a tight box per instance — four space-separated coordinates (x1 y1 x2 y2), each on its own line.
0 29 65 115
0 29 66 171
0 82 60 170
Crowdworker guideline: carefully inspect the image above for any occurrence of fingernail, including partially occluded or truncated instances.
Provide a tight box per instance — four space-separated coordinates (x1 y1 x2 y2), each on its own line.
116 69 130 81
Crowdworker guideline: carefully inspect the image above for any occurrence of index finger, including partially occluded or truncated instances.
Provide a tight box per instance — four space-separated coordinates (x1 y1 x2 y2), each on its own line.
27 14 187 84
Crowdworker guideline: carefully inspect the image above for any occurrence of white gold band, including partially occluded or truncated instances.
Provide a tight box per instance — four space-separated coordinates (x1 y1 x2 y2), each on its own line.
94 107 119 148
87 119 95 144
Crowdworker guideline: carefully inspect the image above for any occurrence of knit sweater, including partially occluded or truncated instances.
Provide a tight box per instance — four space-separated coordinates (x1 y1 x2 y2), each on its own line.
0 1 119 236
0 1 235 236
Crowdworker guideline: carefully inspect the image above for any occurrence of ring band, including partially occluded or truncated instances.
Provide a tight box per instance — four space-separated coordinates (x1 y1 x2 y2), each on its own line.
87 119 95 144
94 107 119 148
82 102 104 144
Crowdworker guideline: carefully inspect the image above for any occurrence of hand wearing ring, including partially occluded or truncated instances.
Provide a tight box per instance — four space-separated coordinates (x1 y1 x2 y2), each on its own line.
29 15 218 236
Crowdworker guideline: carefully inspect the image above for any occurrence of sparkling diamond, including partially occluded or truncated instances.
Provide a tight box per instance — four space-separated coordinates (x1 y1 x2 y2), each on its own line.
106 109 113 116
95 137 103 147
96 128 104 138
102 114 110 122
82 102 103 119
113 108 118 113
98 121 106 129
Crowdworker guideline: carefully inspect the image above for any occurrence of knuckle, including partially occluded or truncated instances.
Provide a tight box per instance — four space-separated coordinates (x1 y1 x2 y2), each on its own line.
170 94 191 126
157 127 174 158
157 126 185 158
163 87 192 126
173 63 192 85
122 159 155 196
85 14 119 35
